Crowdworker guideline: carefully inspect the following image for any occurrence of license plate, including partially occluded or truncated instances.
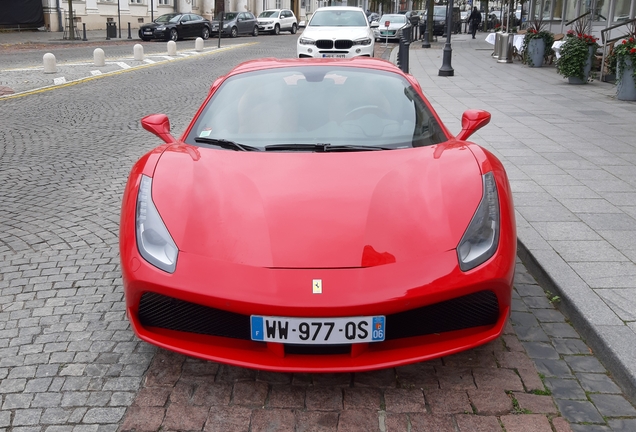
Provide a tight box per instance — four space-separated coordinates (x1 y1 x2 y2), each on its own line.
251 315 385 344
144 31 152 34
322 54 346 58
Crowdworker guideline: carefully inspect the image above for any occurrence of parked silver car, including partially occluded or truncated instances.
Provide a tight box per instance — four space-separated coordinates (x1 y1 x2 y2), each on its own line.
257 9 298 35
211 11 259 37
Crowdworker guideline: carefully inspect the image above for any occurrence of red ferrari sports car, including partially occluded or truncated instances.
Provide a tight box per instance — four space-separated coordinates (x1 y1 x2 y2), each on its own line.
120 57 516 373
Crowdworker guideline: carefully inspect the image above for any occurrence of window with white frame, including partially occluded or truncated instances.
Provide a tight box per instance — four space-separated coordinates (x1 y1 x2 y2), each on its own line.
158 0 170 4
275 0 281 8
130 0 143 3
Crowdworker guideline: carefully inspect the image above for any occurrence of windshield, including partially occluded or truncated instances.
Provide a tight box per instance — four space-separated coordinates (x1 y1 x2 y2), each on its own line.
155 14 180 23
186 66 446 150
223 12 238 20
379 15 407 24
309 10 368 27
434 6 446 17
259 10 279 18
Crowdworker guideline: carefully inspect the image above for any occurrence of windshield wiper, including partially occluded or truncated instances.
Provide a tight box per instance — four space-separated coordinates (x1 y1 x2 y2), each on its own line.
264 143 392 152
194 137 260 152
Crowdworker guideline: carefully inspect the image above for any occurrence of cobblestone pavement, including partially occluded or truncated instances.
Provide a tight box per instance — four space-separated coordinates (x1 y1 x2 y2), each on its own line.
1 32 635 431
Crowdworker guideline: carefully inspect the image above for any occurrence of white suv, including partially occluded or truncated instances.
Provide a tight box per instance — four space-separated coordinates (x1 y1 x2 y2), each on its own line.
297 6 375 58
257 9 298 35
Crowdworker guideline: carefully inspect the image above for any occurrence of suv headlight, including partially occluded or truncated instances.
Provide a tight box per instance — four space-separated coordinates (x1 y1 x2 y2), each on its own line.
156 26 166 30
457 172 500 271
136 175 178 273
299 37 316 45
353 37 372 46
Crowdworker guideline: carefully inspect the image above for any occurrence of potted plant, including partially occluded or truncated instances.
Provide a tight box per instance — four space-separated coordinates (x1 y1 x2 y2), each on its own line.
607 23 636 100
521 19 554 67
556 27 599 84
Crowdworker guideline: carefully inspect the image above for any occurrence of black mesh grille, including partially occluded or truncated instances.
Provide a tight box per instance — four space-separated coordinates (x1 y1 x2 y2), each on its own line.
285 344 351 355
385 291 500 340
335 39 353 49
316 39 334 49
137 290 499 345
138 292 251 340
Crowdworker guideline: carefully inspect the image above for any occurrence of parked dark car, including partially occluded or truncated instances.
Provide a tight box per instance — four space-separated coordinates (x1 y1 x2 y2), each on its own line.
420 6 447 36
211 11 259 37
139 13 212 42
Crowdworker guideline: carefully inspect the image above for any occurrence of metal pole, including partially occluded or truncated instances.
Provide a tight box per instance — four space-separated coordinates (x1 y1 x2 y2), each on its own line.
438 0 454 76
82 23 87 41
128 22 132 39
218 12 223 48
151 0 154 22
118 0 121 38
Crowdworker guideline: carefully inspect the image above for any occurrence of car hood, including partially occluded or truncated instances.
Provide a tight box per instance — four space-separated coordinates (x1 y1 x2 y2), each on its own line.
151 145 483 269
141 22 166 29
302 26 372 40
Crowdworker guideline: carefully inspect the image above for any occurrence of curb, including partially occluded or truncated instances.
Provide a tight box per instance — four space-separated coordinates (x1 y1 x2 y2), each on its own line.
517 238 636 405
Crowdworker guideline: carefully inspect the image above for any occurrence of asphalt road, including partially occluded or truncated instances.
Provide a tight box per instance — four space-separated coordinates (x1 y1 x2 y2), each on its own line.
1 33 635 431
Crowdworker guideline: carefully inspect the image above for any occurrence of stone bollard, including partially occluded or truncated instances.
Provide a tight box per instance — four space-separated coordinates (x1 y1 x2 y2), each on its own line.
93 48 105 67
134 44 144 61
195 37 204 51
43 53 57 74
167 40 177 56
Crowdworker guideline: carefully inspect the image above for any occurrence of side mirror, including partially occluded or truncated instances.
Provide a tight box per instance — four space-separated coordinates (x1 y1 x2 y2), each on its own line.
141 114 177 144
455 109 491 141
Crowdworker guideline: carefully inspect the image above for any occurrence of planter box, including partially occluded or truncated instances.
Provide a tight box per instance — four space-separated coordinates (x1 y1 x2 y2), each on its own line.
617 58 636 101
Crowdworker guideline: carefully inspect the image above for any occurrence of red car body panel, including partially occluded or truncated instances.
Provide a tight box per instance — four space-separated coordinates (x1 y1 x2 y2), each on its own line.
119 57 517 372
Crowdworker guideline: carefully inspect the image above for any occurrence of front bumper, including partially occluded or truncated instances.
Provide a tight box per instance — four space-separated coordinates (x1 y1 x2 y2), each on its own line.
140 28 169 39
122 245 514 372
296 41 375 59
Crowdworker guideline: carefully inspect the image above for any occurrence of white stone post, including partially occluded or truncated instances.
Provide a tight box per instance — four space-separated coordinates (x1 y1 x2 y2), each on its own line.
134 44 144 60
167 40 177 55
43 53 57 73
195 37 204 51
93 48 105 66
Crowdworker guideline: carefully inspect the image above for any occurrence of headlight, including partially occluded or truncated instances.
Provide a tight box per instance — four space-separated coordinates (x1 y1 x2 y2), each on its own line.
353 37 372 46
457 172 500 271
136 175 178 273
299 37 316 45
223 23 230 28
262 20 273 24
440 20 445 26
156 26 166 30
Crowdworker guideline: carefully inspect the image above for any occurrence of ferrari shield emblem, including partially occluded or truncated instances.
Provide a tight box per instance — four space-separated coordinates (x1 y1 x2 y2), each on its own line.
312 279 322 294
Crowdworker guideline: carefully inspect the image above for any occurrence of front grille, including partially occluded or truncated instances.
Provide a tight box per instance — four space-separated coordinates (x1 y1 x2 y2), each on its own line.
335 39 353 49
385 290 499 339
138 292 250 340
316 39 334 49
137 290 499 347
285 344 351 355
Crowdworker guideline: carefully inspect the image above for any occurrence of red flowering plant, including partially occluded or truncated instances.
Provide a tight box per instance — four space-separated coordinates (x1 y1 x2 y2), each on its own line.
556 19 600 81
606 22 636 84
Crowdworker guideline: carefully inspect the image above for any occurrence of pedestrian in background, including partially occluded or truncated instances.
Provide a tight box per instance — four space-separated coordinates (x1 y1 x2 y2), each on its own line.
468 6 481 39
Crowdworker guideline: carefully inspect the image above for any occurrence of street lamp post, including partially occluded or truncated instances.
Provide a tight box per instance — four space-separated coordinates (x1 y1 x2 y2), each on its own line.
438 0 455 76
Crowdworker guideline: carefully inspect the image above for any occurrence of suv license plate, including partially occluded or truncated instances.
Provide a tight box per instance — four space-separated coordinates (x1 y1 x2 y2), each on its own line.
251 315 385 344
322 54 346 58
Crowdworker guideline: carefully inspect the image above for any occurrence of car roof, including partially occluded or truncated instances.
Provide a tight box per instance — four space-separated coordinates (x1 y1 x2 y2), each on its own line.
314 6 365 11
